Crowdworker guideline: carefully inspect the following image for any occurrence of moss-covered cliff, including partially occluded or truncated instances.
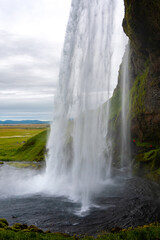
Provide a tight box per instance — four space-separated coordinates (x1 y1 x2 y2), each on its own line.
111 0 160 180
123 0 160 143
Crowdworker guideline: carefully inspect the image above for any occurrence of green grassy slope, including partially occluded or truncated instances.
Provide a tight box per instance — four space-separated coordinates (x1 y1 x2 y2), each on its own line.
0 126 48 161
12 130 49 162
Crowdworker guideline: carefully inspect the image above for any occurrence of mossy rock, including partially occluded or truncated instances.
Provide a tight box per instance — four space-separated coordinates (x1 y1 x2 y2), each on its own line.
0 219 8 228
136 151 158 163
4 226 12 231
110 227 123 233
27 225 43 233
12 223 28 230
52 232 71 238
135 148 160 179
144 149 160 163
136 148 160 164
11 227 19 232
130 66 149 119
109 88 121 124
135 140 154 148
123 0 160 51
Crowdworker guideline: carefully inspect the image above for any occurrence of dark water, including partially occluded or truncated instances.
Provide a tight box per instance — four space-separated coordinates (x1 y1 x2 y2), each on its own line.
0 176 160 235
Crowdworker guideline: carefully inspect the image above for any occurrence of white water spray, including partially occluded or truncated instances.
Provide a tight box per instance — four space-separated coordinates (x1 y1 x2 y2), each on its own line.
120 43 131 171
0 0 128 211
45 0 127 210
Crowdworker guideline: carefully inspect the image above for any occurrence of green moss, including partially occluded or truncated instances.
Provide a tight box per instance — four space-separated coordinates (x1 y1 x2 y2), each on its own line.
130 67 149 118
137 148 160 164
0 219 8 228
135 148 160 178
12 223 28 230
135 140 153 148
144 149 160 163
27 225 43 233
1 222 160 240
1 219 160 240
109 88 121 125
4 226 13 231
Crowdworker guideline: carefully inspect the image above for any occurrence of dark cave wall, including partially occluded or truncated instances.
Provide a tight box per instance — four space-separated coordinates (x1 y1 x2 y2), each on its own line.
110 0 160 180
123 0 160 143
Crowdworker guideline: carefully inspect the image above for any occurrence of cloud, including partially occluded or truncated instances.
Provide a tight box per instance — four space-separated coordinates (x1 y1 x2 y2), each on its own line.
0 0 71 42
0 0 72 120
0 31 62 120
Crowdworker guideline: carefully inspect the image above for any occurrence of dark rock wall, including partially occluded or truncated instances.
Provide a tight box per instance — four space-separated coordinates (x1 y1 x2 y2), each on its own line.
123 0 160 143
110 0 160 179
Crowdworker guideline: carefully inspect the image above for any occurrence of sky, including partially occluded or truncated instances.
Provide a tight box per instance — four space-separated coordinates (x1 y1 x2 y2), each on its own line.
0 0 71 120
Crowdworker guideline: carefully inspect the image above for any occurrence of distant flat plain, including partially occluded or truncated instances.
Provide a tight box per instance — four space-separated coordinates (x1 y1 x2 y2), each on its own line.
0 124 49 162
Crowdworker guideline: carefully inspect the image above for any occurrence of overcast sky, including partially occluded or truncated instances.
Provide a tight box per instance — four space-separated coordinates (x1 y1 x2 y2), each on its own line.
0 0 71 120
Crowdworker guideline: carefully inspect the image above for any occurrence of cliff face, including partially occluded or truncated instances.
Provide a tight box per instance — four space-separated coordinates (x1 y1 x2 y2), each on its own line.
110 0 160 180
123 0 160 143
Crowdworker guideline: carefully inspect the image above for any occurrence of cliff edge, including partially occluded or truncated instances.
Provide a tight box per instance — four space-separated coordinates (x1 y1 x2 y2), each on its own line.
111 0 160 181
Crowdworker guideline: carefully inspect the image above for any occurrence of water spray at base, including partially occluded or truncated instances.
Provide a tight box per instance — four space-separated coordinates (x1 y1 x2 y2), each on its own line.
0 0 129 213
45 0 127 210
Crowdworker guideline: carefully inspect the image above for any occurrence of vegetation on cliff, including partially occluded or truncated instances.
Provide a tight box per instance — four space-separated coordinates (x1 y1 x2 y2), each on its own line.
109 89 121 124
130 66 149 119
109 0 160 180
0 218 160 240
123 0 160 140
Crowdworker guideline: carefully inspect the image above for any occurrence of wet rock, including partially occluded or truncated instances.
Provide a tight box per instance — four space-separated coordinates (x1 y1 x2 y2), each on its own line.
123 0 160 142
110 0 160 178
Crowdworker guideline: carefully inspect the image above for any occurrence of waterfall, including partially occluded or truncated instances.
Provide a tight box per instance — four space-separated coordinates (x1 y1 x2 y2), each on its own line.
120 43 131 172
45 0 127 210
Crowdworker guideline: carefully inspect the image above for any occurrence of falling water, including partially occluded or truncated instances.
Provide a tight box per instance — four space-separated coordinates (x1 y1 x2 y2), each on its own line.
120 43 131 171
45 0 127 210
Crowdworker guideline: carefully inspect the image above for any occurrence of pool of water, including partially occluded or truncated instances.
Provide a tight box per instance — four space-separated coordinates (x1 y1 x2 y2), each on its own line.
0 175 160 235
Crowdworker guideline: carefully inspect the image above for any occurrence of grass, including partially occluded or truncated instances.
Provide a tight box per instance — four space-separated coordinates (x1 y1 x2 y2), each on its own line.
0 125 49 162
13 130 49 162
95 224 160 240
0 128 44 137
0 222 160 240
0 231 75 240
